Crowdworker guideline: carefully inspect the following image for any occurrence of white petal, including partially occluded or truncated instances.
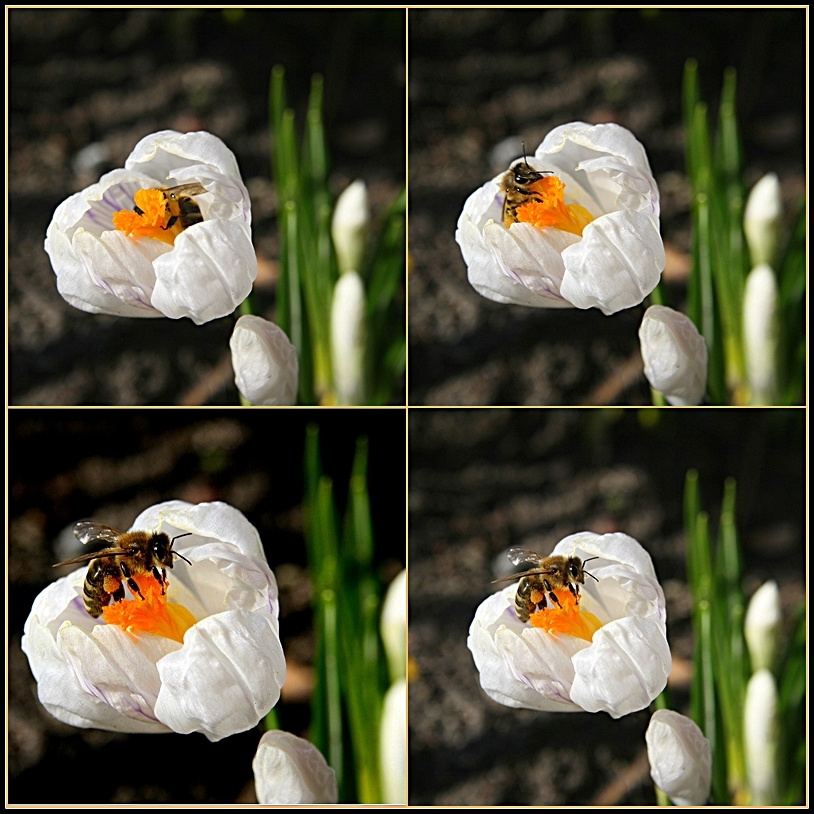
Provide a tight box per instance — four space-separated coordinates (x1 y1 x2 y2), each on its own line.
229 315 299 405
332 179 369 275
646 709 712 806
380 570 407 684
744 669 779 804
639 305 708 405
253 731 338 805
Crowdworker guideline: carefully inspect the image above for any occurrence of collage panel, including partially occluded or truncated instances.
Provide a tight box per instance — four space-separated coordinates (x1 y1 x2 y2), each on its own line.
10 8 405 407
408 408 805 805
9 409 406 804
408 9 804 407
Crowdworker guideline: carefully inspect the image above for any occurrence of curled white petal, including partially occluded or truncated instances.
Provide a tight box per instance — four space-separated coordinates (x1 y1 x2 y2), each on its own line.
646 709 712 806
639 305 707 405
380 569 406 684
379 679 407 804
742 264 778 405
456 122 664 315
332 179 370 275
230 315 298 406
744 580 782 672
45 130 256 324
253 730 338 805
744 173 782 268
467 532 670 719
330 270 366 405
21 500 285 742
744 669 779 805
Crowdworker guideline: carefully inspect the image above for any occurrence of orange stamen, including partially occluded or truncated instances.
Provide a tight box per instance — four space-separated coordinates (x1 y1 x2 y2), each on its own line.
529 587 603 642
516 175 595 236
112 188 179 246
102 573 196 644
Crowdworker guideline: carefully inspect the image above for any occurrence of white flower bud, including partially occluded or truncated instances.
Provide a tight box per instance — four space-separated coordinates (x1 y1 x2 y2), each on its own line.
330 270 366 405
744 580 782 673
45 130 256 325
380 569 406 684
332 179 370 276
744 669 779 805
456 122 665 315
379 679 407 804
742 263 778 405
639 305 707 405
744 173 782 268
646 709 712 806
253 730 338 805
229 315 298 406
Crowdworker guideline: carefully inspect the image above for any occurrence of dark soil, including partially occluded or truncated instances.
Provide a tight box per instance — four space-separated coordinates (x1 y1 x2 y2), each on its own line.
408 408 805 804
8 410 405 804
9 9 405 405
408 9 805 405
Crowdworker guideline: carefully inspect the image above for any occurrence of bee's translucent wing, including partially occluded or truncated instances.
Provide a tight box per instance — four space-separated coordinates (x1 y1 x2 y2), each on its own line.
53 547 129 567
73 521 124 546
506 547 546 566
163 182 207 197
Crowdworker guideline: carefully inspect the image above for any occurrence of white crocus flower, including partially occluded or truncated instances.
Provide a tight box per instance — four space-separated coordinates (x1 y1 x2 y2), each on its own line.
330 270 366 405
742 263 778 405
380 569 407 684
468 532 670 719
646 709 712 806
456 122 665 316
21 501 285 743
332 179 370 276
229 315 298 405
639 305 708 405
379 678 407 804
253 730 338 805
744 173 782 268
744 580 782 672
45 130 256 325
744 669 779 805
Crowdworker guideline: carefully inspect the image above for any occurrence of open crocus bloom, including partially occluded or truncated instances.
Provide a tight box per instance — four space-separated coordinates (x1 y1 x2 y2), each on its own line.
229 315 299 405
456 122 665 316
21 501 285 742
253 730 338 805
639 305 708 405
45 130 256 325
646 709 712 806
468 532 670 719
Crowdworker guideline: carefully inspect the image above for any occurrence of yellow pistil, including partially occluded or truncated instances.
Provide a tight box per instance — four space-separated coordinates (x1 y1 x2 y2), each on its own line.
112 188 179 246
517 175 595 237
529 587 603 642
102 573 196 643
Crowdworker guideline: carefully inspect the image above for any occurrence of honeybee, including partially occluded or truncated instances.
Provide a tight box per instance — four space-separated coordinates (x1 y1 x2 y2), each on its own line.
53 521 192 618
500 144 552 228
493 547 599 622
133 183 208 231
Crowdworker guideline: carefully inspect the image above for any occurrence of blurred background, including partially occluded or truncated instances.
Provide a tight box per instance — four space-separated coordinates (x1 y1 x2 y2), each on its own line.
408 8 805 405
9 8 405 405
8 409 405 803
408 408 804 804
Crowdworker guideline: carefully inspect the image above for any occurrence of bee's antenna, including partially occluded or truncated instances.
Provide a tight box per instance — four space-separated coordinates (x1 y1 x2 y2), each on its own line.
582 556 600 582
522 140 528 166
170 532 192 565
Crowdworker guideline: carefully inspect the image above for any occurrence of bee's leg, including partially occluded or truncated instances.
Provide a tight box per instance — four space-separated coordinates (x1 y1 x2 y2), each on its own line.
543 578 563 609
151 566 168 594
568 582 580 604
110 580 126 604
119 562 145 600
162 215 178 230
133 205 145 216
